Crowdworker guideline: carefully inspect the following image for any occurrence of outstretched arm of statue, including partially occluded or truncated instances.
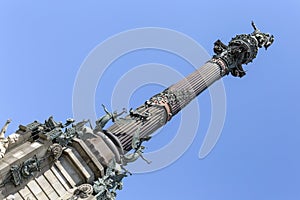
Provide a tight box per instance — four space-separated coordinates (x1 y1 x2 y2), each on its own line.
0 119 11 139
102 104 111 115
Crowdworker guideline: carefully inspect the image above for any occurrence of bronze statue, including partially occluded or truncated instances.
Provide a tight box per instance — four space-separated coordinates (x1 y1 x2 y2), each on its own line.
121 127 152 165
95 104 126 130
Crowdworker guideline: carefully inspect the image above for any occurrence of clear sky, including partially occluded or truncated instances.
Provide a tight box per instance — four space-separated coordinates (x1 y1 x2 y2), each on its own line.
0 1 299 200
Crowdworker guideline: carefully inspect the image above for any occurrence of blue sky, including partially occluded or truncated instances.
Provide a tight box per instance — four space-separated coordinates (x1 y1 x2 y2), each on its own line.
0 1 299 199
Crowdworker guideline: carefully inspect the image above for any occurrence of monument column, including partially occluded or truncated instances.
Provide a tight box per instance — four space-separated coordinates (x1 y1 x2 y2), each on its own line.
107 22 274 152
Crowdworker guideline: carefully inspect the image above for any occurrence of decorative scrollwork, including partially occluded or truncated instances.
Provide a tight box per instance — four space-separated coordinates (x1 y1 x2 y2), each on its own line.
49 143 63 160
76 183 93 198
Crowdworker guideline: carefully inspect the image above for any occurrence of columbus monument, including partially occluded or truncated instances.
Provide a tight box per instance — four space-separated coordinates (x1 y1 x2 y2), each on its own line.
0 22 273 200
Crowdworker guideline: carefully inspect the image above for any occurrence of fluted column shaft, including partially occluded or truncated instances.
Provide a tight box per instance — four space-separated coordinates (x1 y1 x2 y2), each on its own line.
107 61 224 152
